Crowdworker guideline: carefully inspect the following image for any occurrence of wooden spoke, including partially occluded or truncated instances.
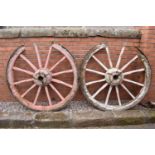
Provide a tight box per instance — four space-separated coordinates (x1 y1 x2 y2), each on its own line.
86 79 106 86
121 55 138 71
123 78 144 87
116 46 125 69
86 68 106 76
33 86 41 105
45 86 52 105
105 86 113 106
52 69 73 76
13 67 34 76
115 86 122 106
92 55 108 71
121 83 135 99
49 84 64 100
21 84 36 98
20 54 37 71
52 78 72 88
92 83 108 98
123 68 145 76
33 43 42 68
14 78 34 85
105 46 113 68
49 56 66 71
44 46 52 68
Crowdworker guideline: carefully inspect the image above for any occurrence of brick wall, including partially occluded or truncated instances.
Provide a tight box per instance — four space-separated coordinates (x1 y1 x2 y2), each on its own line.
138 26 155 102
0 36 141 102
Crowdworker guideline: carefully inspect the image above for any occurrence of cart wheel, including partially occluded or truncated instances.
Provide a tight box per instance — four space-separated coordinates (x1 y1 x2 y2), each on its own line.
7 43 78 111
80 44 151 111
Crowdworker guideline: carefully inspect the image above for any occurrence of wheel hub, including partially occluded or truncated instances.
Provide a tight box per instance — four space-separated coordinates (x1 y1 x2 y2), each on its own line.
33 69 52 86
105 68 123 86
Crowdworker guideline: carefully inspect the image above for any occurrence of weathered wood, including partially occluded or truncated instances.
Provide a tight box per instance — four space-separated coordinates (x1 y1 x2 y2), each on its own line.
7 44 78 111
80 44 151 111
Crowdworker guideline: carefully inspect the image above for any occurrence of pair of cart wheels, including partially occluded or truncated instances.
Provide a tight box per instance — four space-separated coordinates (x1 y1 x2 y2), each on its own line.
7 43 151 111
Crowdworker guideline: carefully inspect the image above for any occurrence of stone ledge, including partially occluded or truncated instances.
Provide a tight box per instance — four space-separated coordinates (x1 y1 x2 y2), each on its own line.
0 27 141 39
0 109 154 128
0 102 154 128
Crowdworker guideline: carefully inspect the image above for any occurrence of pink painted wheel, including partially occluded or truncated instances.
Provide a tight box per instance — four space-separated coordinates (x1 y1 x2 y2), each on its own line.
7 43 78 111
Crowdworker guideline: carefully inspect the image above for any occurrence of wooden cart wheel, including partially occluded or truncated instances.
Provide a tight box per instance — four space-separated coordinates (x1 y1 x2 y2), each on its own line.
80 44 151 111
7 43 78 111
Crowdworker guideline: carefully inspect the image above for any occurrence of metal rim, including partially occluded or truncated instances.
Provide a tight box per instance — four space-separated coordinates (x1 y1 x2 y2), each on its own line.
7 43 78 111
80 44 151 111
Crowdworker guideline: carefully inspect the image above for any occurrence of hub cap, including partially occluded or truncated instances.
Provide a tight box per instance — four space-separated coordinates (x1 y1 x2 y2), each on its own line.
105 68 123 86
33 69 52 86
